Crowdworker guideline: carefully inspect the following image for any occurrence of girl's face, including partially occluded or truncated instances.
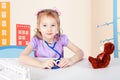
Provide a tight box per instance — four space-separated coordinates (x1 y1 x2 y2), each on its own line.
38 15 58 41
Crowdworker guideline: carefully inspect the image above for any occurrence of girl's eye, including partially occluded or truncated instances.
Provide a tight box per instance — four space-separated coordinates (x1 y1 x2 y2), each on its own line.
51 25 55 27
43 25 47 27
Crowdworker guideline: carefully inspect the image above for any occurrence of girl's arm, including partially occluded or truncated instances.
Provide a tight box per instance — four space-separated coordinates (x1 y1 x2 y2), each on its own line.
67 41 84 64
19 44 42 68
19 44 55 69
58 41 84 68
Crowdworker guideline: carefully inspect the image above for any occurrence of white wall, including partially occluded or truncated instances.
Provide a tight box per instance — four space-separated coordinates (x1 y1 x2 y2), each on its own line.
0 0 91 58
91 0 120 58
92 0 113 57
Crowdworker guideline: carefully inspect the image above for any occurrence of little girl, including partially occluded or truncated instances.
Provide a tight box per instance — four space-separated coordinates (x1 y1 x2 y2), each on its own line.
19 9 84 69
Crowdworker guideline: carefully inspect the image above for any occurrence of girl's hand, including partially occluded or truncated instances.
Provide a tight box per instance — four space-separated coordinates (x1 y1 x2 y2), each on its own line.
41 59 55 69
57 58 72 68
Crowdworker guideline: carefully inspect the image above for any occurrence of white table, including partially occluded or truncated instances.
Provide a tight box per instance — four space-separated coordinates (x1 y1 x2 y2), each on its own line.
29 58 120 80
0 58 120 80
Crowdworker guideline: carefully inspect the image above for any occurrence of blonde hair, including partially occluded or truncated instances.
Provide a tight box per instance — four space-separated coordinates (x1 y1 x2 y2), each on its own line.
34 9 61 40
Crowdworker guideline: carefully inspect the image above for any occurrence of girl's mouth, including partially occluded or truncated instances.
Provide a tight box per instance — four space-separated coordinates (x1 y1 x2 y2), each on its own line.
46 33 53 35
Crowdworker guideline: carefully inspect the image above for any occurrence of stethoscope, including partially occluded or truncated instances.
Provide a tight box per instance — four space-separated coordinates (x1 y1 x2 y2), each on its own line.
44 41 62 69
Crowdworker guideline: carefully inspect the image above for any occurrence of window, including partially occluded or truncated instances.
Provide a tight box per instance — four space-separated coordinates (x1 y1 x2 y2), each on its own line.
2 39 6 45
18 30 22 34
26 31 28 35
26 41 29 45
2 20 6 27
2 3 6 9
22 30 25 34
2 30 6 36
2 11 6 18
22 36 25 40
19 36 22 40
18 41 22 45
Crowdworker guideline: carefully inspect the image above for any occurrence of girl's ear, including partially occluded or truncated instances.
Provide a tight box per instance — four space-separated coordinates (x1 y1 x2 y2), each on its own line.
37 24 39 29
37 25 40 30
56 30 59 34
57 27 60 34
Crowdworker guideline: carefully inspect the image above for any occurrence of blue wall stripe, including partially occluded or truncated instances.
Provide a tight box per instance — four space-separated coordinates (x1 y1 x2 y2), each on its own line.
113 0 119 58
0 45 25 50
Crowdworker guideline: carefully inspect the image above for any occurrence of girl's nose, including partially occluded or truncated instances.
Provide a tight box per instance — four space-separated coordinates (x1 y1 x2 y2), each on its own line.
47 27 52 31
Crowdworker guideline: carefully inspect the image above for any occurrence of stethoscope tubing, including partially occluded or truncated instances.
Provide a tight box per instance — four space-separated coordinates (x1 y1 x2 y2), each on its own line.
44 41 62 60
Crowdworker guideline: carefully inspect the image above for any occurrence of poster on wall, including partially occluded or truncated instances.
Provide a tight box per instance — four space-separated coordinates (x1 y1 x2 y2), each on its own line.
0 2 32 57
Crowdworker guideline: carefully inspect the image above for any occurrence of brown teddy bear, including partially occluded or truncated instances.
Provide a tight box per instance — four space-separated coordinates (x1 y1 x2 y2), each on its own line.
88 42 115 69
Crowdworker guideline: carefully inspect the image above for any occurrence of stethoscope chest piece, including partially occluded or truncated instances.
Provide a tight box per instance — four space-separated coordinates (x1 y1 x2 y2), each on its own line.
51 59 61 69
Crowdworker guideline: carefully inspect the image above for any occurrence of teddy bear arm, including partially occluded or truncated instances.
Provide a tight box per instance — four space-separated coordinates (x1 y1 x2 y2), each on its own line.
97 52 105 60
98 55 110 68
88 56 98 68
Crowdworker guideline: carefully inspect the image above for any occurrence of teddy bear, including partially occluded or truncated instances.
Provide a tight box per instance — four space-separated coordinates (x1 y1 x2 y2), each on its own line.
88 42 115 69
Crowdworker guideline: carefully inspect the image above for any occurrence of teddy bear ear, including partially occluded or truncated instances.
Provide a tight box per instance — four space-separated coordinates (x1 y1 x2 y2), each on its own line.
111 44 115 50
